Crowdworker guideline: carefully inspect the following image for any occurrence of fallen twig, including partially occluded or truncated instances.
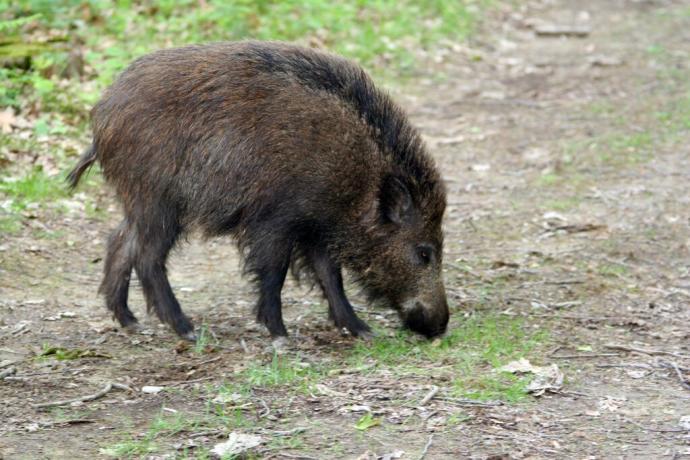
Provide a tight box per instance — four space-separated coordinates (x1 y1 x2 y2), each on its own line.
0 367 17 379
551 353 620 359
39 419 96 428
6 367 89 378
419 385 439 406
0 348 25 355
604 344 689 360
660 360 690 391
189 429 226 439
534 24 591 37
196 356 222 366
264 452 318 460
418 434 434 460
262 427 308 437
258 398 271 418
32 382 131 409
596 363 653 369
157 375 215 387
597 362 690 372
501 311 646 323
626 418 689 433
0 360 19 369
436 397 503 407
239 339 250 354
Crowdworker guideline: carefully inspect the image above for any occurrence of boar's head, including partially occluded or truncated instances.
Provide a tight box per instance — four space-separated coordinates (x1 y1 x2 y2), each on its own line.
356 174 449 338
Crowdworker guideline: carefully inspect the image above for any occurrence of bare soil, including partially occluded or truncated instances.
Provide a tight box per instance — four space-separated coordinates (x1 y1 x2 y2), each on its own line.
1 0 689 458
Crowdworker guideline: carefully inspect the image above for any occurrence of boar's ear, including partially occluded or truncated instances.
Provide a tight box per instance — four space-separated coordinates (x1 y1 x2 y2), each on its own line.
380 175 414 225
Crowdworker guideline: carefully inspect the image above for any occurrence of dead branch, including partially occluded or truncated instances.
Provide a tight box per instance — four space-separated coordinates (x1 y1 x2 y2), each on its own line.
196 356 222 366
436 397 503 407
266 453 318 460
418 434 434 460
39 419 96 428
501 312 647 323
0 366 17 379
258 398 271 418
534 24 591 37
659 360 690 391
419 385 439 406
0 360 19 369
551 353 620 359
157 375 215 386
604 344 690 360
261 427 308 437
32 382 131 409
626 418 689 433
189 429 226 439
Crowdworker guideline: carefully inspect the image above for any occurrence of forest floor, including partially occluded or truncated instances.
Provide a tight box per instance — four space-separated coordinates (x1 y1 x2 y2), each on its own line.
1 0 690 458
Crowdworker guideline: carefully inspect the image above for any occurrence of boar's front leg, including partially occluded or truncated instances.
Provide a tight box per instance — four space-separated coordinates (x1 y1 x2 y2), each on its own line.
309 246 372 338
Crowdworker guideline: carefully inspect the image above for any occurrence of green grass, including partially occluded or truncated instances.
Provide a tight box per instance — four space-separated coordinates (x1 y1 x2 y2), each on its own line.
2 0 488 117
202 314 545 404
243 353 324 391
99 315 544 458
0 214 22 234
0 167 67 211
101 410 233 458
193 323 215 354
597 263 628 278
456 373 531 402
542 197 581 212
1 0 490 231
101 412 199 457
349 314 546 401
201 353 331 396
599 131 653 165
535 173 561 187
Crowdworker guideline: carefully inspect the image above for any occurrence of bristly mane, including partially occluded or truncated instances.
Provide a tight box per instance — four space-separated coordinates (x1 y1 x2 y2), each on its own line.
245 42 435 187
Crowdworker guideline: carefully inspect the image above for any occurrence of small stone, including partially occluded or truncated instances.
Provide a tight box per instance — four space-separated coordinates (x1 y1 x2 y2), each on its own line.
141 386 164 394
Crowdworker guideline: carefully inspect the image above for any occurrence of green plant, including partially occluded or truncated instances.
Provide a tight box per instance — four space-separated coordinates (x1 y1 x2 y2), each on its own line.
0 167 68 211
348 314 546 401
243 353 323 390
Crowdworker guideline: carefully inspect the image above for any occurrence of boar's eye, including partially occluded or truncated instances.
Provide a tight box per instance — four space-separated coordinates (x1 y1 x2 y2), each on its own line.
416 244 433 266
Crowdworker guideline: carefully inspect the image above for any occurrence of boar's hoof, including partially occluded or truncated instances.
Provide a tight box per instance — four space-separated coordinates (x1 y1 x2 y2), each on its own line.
121 322 142 335
271 336 290 354
179 330 198 342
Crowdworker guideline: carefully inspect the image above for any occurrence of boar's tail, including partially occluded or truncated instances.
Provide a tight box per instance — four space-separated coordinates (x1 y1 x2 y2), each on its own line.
66 144 97 189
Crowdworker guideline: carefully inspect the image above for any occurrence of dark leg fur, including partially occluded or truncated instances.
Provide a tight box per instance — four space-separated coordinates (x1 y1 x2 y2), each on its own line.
133 208 195 340
308 246 371 337
99 218 138 329
249 235 293 338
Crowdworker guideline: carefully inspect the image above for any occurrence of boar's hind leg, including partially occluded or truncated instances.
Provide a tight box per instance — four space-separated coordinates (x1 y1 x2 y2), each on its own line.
249 236 292 338
99 218 138 329
309 247 371 337
133 210 196 341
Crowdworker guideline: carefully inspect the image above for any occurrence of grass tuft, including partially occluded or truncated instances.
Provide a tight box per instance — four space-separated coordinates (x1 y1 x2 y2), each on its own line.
349 314 546 401
0 167 67 211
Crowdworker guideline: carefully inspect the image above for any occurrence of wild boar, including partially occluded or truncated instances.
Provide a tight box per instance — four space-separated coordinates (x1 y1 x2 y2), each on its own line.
68 41 449 341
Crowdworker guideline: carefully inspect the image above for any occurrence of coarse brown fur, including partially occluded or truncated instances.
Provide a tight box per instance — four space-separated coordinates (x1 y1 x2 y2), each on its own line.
68 41 449 341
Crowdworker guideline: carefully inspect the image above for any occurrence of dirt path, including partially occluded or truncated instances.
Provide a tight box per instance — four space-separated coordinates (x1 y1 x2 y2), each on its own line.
2 1 689 458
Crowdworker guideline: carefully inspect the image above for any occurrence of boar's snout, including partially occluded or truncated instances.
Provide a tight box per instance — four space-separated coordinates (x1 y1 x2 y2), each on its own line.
402 292 449 339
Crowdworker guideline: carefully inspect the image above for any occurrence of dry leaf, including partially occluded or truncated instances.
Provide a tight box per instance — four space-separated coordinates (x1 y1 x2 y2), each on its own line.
499 358 564 396
0 108 16 134
678 415 690 430
211 432 262 457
